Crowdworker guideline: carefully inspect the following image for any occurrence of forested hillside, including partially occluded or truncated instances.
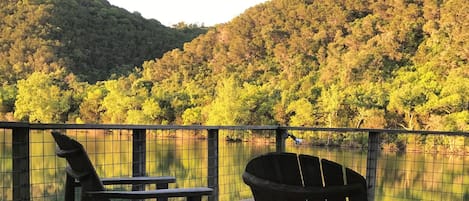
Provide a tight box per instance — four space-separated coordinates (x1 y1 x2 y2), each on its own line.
2 0 468 132
0 0 205 83
140 0 468 130
0 0 205 120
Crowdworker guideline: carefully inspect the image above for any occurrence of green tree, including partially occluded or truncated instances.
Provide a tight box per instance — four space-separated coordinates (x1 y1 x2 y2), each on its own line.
78 83 107 123
182 107 203 125
319 84 347 127
206 77 248 125
100 76 153 124
387 65 441 129
346 82 388 128
286 98 315 126
0 84 17 113
14 72 71 123
238 83 277 125
101 79 134 123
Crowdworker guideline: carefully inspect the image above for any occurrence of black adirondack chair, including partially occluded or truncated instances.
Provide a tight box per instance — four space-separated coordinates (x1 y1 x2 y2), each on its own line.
51 131 213 201
243 152 368 201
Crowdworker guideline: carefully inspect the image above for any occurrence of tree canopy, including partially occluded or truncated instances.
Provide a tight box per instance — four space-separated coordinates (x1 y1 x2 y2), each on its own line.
139 0 468 131
0 0 207 83
0 0 467 131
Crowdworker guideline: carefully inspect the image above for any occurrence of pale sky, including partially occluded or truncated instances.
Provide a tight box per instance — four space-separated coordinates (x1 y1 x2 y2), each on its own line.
107 0 268 26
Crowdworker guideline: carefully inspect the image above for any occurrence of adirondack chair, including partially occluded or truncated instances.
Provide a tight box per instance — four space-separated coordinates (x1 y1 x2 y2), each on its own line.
242 152 367 201
51 131 213 201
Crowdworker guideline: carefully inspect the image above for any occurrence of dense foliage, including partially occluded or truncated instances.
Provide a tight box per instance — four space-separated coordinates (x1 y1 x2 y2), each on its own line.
139 0 468 131
49 0 206 82
1 0 468 132
0 0 205 83
0 0 205 120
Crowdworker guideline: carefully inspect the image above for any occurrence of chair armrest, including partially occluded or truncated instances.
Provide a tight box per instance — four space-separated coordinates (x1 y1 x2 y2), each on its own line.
86 187 213 199
56 148 81 157
101 176 176 185
72 176 176 187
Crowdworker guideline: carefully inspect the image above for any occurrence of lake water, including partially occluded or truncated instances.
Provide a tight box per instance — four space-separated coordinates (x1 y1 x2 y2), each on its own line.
0 130 468 201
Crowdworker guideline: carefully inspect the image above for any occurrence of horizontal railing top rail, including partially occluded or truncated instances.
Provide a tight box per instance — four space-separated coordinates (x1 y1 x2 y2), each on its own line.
1 121 468 136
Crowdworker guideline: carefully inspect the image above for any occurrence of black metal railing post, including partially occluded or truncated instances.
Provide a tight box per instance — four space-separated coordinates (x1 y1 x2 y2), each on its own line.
276 128 287 152
132 129 146 191
207 129 219 201
366 131 380 201
12 126 30 201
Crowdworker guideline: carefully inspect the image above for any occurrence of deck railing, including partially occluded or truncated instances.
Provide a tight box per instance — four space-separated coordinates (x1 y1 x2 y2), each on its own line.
0 122 468 201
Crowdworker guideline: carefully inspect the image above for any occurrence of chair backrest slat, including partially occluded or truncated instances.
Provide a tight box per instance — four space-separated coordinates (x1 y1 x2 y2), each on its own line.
298 154 322 187
346 168 368 201
321 159 346 201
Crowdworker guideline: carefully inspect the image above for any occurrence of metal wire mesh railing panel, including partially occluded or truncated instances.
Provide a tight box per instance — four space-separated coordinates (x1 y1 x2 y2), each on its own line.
218 129 276 201
285 130 369 176
30 130 63 201
0 123 468 201
67 129 134 192
145 129 178 182
0 128 12 201
145 129 209 201
376 133 468 201
30 129 136 200
77 129 134 179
